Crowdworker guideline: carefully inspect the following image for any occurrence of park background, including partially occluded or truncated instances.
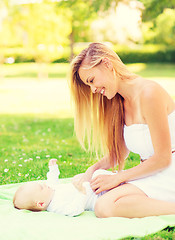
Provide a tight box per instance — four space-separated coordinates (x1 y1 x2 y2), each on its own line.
0 0 175 238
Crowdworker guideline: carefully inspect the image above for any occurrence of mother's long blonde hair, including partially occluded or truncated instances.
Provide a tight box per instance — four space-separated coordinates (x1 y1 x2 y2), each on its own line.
70 43 137 170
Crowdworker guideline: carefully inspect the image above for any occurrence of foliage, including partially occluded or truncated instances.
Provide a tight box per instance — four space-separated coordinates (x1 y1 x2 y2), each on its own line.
0 0 175 61
116 46 175 63
55 0 120 59
154 9 175 46
2 44 175 64
142 9 175 46
0 0 120 61
139 0 175 46
0 1 71 62
140 0 175 21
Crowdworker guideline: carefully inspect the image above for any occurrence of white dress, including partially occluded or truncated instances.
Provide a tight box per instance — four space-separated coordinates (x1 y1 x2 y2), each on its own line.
124 110 175 202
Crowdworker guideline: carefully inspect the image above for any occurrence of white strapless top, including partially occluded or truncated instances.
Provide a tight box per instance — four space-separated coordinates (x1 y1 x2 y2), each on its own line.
124 110 175 160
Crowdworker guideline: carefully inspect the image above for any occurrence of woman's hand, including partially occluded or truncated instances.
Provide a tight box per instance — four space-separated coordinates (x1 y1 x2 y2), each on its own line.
72 173 87 193
90 174 121 194
72 167 95 194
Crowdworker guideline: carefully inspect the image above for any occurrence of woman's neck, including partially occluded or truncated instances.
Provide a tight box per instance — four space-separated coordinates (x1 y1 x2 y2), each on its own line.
118 76 142 102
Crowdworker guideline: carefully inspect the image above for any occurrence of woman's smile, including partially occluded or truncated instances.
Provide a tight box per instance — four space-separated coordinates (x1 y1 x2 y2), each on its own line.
78 63 117 99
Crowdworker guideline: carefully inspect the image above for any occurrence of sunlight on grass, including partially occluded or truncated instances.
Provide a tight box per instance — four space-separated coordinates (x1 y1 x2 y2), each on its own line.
0 78 74 116
1 62 175 79
0 63 70 79
128 63 175 78
0 63 174 239
127 63 146 73
0 114 139 185
0 63 174 115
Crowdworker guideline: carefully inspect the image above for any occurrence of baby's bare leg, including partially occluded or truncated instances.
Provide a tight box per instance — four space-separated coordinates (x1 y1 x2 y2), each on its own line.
95 183 175 218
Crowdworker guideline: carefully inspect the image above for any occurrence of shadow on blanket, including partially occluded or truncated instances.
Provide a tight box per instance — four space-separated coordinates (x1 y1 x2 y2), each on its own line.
0 179 175 240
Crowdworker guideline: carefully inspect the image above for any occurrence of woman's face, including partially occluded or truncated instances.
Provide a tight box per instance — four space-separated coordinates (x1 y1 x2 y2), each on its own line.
78 61 118 99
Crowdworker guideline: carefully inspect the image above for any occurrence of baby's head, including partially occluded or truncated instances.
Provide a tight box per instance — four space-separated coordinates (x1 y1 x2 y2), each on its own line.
13 182 54 211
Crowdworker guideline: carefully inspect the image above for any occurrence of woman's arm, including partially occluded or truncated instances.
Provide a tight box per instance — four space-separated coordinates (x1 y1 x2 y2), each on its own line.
91 83 173 193
72 155 111 192
72 145 129 192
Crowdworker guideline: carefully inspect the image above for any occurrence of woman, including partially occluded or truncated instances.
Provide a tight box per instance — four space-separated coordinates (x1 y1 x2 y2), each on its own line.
70 42 175 218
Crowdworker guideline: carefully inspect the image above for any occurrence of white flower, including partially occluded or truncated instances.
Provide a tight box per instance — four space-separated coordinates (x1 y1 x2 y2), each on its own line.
4 169 9 172
19 164 22 167
36 156 40 159
19 158 23 160
18 173 21 176
46 155 50 158
70 163 72 165
25 174 29 177
29 158 33 161
4 159 8 162
24 159 28 162
58 155 62 158
13 161 16 164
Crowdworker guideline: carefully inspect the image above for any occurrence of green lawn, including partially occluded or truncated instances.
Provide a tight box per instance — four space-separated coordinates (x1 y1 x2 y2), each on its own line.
0 63 69 79
127 63 175 78
1 62 175 79
0 62 175 239
0 114 140 185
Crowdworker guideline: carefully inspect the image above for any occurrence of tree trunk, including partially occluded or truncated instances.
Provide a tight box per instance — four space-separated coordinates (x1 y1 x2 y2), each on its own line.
69 30 74 61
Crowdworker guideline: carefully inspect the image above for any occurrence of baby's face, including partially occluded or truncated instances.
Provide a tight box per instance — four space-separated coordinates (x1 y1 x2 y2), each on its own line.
17 182 54 210
29 182 54 205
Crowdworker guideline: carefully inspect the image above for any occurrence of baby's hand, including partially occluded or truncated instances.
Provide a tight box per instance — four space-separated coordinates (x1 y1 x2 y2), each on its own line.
49 159 57 166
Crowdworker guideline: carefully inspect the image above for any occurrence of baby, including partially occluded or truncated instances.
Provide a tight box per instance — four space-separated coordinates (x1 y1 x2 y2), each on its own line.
13 159 114 216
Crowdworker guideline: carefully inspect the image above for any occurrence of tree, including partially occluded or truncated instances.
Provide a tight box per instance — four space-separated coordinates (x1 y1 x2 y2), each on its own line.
139 0 175 21
139 0 175 46
56 0 120 60
0 0 72 77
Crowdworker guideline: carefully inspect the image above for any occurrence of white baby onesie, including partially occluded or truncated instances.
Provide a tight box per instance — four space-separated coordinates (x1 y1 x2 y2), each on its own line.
46 164 98 216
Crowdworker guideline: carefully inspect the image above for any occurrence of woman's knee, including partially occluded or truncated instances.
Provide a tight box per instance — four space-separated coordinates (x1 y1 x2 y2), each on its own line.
94 198 108 218
94 197 115 218
94 194 144 218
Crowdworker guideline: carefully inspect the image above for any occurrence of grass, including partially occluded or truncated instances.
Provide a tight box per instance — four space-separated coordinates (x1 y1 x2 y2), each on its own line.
0 62 175 239
0 114 140 185
0 63 69 79
127 63 175 78
1 113 174 240
125 226 175 240
0 115 94 184
1 114 175 240
0 62 175 79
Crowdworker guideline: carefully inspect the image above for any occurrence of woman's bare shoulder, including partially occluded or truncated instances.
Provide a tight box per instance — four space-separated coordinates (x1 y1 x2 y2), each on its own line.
139 78 175 116
140 79 162 96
